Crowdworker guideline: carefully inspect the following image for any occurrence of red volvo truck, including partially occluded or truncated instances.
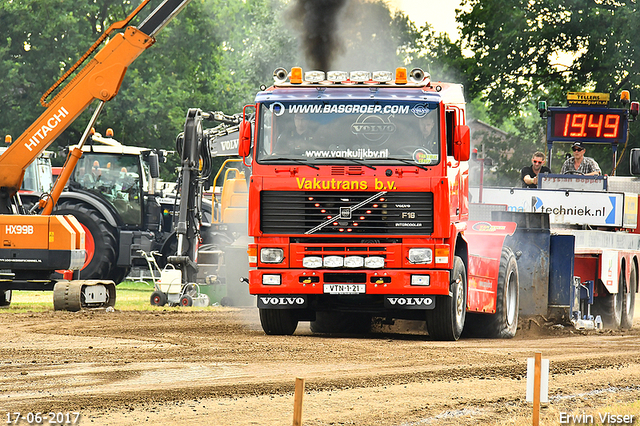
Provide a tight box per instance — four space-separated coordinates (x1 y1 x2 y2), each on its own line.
238 67 519 340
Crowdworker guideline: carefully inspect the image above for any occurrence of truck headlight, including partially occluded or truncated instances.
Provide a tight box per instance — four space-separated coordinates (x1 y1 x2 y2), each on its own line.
408 248 432 264
323 256 344 268
344 256 364 268
302 256 323 268
364 256 385 268
261 248 284 263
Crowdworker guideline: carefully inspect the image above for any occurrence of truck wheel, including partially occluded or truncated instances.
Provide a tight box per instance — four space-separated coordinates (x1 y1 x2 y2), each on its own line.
593 269 625 329
310 311 372 334
0 290 11 307
465 247 519 338
150 291 167 306
259 309 298 335
426 256 466 341
54 202 117 280
621 262 637 330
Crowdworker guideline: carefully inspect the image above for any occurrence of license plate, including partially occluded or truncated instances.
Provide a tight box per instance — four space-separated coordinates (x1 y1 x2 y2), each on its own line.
323 284 366 294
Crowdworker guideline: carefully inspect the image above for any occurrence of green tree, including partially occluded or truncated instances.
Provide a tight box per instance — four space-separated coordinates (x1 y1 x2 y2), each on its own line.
457 0 640 178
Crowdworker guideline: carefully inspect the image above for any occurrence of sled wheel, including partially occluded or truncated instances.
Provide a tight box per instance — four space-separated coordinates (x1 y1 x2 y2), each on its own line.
621 261 637 330
593 267 625 329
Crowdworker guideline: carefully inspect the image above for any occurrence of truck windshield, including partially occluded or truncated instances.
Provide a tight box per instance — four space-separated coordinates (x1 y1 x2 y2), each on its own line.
256 101 440 166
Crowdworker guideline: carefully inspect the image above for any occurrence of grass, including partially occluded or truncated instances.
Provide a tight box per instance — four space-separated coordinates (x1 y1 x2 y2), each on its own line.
1 280 221 312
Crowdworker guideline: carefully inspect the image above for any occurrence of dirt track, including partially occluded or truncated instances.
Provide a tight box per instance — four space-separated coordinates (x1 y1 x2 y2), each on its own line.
1 305 639 426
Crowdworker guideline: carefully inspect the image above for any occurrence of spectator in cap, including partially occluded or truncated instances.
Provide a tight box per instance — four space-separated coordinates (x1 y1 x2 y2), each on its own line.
560 141 601 176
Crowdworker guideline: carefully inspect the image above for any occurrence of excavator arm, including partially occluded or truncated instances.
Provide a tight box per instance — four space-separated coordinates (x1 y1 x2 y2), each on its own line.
0 0 191 310
0 0 191 213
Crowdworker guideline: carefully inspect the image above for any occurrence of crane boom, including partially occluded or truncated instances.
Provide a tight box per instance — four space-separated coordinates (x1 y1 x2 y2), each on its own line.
0 0 191 311
0 0 191 213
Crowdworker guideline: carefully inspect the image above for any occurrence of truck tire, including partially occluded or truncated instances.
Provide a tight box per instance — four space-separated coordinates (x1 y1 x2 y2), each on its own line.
465 247 519 338
593 269 625 329
310 311 372 334
426 256 466 341
0 290 11 307
54 201 117 281
259 309 298 335
621 261 637 330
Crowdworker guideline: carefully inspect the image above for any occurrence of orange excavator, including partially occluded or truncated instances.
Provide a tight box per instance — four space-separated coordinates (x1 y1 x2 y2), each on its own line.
0 0 191 310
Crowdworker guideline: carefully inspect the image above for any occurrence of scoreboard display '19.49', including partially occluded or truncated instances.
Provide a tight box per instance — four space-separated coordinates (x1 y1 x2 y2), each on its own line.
548 107 628 144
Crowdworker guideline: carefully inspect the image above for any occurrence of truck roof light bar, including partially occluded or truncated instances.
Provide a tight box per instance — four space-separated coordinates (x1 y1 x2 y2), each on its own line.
395 67 408 84
290 67 303 84
327 71 349 83
273 67 288 84
372 71 393 82
409 68 429 84
350 71 371 82
305 70 325 83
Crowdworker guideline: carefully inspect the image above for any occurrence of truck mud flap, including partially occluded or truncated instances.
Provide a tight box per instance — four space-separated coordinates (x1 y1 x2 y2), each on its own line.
492 211 550 317
257 295 307 309
384 295 435 309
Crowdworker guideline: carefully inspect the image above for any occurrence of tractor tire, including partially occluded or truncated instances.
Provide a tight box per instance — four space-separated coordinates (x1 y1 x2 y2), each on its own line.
426 256 467 341
150 291 167 306
54 201 117 281
593 268 625 329
621 261 637 330
259 309 298 335
0 290 11 307
464 247 519 338
310 311 372 334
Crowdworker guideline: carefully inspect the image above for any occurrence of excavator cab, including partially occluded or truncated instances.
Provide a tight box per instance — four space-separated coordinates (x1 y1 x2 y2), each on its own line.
213 159 249 226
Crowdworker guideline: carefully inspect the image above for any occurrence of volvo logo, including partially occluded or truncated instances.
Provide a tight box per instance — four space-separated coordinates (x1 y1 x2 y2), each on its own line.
384 296 435 309
411 104 431 118
351 114 395 142
257 295 307 308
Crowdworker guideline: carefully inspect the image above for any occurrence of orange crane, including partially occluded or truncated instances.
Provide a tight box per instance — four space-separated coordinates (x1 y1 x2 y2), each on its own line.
0 0 191 310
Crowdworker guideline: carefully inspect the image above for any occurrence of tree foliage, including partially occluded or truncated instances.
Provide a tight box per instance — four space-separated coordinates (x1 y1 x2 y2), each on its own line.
0 0 473 180
458 0 640 178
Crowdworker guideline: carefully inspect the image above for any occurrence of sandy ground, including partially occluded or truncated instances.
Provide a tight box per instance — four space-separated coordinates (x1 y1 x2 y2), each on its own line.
0 301 639 426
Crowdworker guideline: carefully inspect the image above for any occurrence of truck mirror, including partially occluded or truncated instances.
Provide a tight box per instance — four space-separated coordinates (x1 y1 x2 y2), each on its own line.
631 148 640 175
238 120 252 158
148 151 160 178
454 124 470 162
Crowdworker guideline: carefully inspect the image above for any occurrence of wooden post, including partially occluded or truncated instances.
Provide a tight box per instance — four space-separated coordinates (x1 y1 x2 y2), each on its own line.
293 377 305 426
532 352 541 426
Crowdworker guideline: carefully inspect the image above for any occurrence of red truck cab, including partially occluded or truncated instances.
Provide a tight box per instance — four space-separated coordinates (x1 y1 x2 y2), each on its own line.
240 67 476 340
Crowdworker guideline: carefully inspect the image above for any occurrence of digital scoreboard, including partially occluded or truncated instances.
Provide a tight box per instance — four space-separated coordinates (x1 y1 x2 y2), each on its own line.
547 107 628 144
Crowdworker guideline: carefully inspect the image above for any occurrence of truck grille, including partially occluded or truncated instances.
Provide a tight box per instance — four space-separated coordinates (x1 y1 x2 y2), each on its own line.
261 191 433 235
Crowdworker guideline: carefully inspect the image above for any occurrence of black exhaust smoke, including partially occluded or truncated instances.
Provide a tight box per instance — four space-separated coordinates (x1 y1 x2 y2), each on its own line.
289 0 349 72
